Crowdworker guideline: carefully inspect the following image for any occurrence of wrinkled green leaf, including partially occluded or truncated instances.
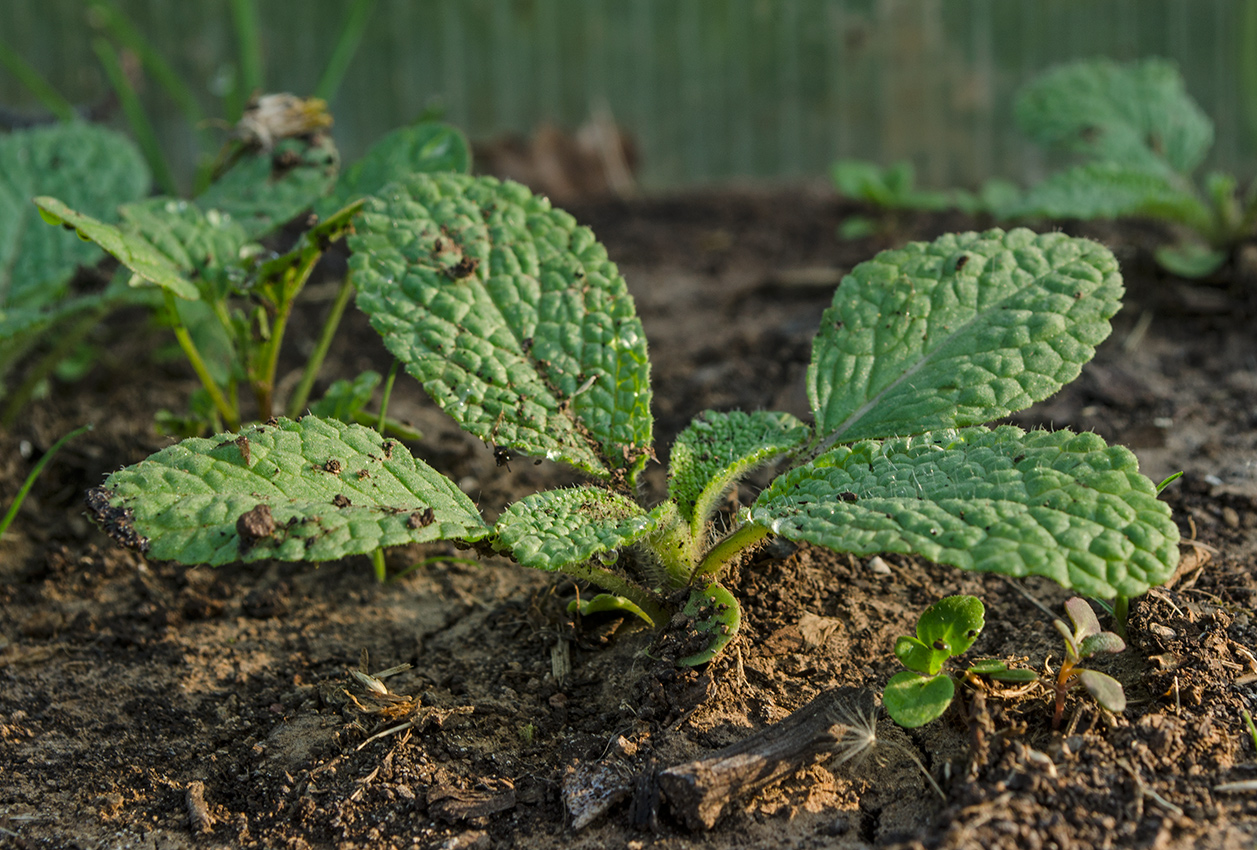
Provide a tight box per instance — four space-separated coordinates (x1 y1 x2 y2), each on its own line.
349 174 653 484
0 122 149 309
34 197 199 300
118 197 253 281
1013 163 1211 232
668 410 810 527
1076 669 1126 713
493 486 659 572
198 135 339 238
87 415 489 565
678 583 741 666
1014 58 1214 176
808 229 1122 443
884 671 954 728
319 121 471 215
752 425 1180 599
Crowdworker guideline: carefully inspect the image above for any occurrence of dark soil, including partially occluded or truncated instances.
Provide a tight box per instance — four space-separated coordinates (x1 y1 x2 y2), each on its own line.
3 188 1257 849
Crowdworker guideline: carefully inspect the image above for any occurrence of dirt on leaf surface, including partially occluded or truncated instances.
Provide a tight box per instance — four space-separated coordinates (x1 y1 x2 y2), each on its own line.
3 187 1257 850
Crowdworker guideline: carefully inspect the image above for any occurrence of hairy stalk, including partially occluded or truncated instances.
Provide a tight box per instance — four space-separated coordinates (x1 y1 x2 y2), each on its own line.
377 359 400 432
254 251 322 419
562 560 667 627
692 521 770 583
286 274 356 417
165 292 238 430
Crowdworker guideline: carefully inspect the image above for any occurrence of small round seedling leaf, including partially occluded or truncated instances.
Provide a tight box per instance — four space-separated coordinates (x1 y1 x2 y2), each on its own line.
494 487 659 572
87 416 489 565
917 594 985 657
1076 669 1126 714
894 635 946 676
808 229 1124 444
753 425 1180 599
349 174 653 485
567 593 654 628
1079 632 1125 658
883 671 955 728
1064 597 1102 639
677 583 741 666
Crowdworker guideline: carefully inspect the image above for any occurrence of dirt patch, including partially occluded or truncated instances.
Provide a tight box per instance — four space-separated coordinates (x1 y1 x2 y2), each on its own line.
3 188 1257 849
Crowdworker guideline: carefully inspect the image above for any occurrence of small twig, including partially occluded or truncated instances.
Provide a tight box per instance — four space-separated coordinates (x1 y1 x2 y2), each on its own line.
658 687 877 830
185 780 214 834
1000 576 1058 622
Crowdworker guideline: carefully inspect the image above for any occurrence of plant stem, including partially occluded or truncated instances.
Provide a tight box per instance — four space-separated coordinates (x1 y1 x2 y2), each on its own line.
563 561 667 627
286 274 355 417
692 521 770 582
92 37 178 196
370 547 387 583
377 359 400 432
0 424 92 538
254 252 322 419
165 292 238 430
1112 594 1129 640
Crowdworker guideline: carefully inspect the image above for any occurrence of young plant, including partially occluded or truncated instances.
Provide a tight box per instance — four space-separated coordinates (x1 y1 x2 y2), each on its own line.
33 116 471 434
1010 58 1253 278
85 173 1181 665
1050 597 1126 729
882 595 1034 728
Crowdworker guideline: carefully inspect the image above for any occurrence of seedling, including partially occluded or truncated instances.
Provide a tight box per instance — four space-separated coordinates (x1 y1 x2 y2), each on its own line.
34 117 471 434
85 173 1181 665
1010 58 1255 278
883 595 1034 728
0 424 92 539
1050 597 1126 729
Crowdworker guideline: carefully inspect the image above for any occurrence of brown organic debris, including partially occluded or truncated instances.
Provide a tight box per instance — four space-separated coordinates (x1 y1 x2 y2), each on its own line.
236 504 276 550
84 487 150 553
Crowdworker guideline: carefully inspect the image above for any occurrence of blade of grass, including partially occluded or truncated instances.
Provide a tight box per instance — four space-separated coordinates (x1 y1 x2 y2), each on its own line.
92 37 178 195
229 0 263 100
285 274 355 417
0 38 77 122
314 0 377 101
0 424 92 538
88 0 205 129
377 359 399 432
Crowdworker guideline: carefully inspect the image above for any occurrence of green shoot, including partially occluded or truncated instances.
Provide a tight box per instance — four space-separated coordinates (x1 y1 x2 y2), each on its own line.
0 425 93 539
1051 597 1127 728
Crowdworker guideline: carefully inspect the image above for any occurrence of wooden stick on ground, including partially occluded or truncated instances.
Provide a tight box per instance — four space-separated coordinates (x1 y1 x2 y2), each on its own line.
658 687 877 830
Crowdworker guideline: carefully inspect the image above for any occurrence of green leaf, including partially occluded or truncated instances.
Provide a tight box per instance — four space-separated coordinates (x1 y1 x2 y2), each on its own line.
86 415 489 565
1014 58 1214 176
917 594 985 657
118 197 253 281
830 159 953 211
677 583 741 666
1013 163 1211 232
1064 597 1101 638
808 229 1123 443
349 173 653 485
319 121 471 215
752 425 1181 598
894 635 944 676
1076 669 1126 713
198 135 339 239
494 486 659 571
1078 632 1125 658
0 123 150 309
883 671 955 728
33 197 200 300
309 371 382 422
1155 242 1228 279
968 659 1038 683
668 410 810 528
567 593 655 627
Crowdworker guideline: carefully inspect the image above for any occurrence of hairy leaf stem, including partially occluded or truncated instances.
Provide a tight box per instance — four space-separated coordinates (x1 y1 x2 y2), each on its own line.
286 274 356 417
693 521 770 583
165 292 238 430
